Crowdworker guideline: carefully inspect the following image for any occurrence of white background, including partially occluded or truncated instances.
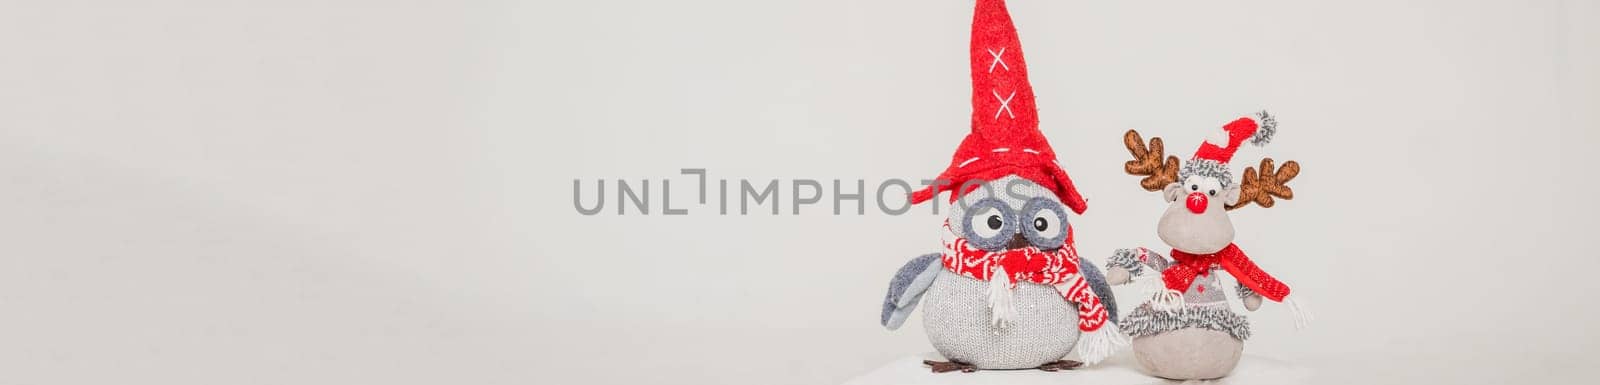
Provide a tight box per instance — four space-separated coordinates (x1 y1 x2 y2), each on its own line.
2 1 1597 384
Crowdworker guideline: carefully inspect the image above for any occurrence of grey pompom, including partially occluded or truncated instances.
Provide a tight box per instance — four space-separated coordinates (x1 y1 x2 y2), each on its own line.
1250 110 1276 146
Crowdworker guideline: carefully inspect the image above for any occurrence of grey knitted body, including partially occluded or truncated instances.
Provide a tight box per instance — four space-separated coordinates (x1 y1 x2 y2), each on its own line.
921 269 1080 369
1179 268 1228 305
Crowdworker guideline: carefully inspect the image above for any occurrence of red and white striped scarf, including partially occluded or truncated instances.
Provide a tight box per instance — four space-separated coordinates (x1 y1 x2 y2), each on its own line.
938 223 1110 333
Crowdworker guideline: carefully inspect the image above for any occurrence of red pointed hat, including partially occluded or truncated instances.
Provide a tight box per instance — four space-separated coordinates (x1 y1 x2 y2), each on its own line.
1193 111 1276 164
1179 111 1277 188
910 0 1086 214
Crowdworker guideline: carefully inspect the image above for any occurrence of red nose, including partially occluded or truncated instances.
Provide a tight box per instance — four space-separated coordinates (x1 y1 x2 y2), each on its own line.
1186 192 1209 214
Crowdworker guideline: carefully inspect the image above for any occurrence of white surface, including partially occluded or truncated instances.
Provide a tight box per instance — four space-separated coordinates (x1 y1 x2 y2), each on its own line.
1 1 1597 384
843 352 1310 385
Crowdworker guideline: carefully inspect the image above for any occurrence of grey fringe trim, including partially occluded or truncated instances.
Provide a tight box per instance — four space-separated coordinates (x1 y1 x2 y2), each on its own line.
1250 110 1276 146
1120 304 1252 341
1179 158 1234 188
1107 248 1145 276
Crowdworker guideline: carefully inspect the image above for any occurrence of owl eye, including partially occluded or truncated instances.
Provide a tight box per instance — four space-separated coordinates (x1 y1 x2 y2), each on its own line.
1030 209 1061 237
1021 198 1068 249
959 198 1015 250
971 208 1004 239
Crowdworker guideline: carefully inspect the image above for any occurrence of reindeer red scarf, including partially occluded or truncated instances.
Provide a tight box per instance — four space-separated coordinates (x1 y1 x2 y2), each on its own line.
1164 243 1290 302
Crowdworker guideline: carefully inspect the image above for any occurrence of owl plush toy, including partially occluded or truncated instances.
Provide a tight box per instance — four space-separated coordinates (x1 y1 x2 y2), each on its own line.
878 0 1124 373
1104 113 1310 380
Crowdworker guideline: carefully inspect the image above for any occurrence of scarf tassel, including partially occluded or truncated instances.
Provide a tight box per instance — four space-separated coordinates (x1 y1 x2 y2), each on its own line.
1150 289 1187 312
1133 270 1188 312
1076 321 1129 364
987 266 1016 329
1284 296 1313 330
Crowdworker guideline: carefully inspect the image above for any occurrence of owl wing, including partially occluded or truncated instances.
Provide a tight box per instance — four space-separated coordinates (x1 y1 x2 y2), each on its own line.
880 253 943 330
1078 259 1119 324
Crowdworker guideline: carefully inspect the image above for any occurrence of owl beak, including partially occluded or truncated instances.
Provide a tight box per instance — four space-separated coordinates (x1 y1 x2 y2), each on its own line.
1004 233 1030 250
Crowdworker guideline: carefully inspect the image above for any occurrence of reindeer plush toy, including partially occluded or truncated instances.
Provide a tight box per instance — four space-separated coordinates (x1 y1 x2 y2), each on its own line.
1104 112 1308 380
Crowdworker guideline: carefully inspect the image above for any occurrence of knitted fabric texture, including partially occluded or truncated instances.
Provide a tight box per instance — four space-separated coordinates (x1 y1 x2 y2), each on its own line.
1164 244 1291 302
1175 267 1228 306
909 0 1085 213
1120 304 1252 341
1077 259 1119 325
940 224 1110 333
1107 248 1143 274
922 269 1081 369
1108 247 1170 277
1235 282 1259 300
1181 112 1281 188
1249 111 1277 146
1178 158 1235 188
1108 247 1227 305
1192 115 1263 164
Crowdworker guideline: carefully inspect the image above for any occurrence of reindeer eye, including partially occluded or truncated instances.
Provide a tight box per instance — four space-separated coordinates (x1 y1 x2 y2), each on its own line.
1191 184 1198 191
1208 189 1216 196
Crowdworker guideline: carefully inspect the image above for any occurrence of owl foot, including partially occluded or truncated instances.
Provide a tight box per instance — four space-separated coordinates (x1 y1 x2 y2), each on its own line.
1037 360 1083 372
922 360 977 373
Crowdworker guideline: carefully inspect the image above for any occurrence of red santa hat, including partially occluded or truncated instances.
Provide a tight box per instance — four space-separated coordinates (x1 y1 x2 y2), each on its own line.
1181 111 1277 187
909 0 1087 214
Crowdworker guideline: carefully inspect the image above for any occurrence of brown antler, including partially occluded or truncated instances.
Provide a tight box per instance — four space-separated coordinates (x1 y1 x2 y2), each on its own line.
1227 158 1300 210
1123 130 1180 192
